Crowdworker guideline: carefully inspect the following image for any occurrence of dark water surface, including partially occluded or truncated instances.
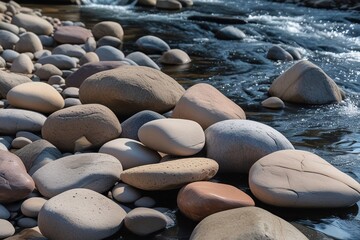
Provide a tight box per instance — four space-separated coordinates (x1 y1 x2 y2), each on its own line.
28 1 360 239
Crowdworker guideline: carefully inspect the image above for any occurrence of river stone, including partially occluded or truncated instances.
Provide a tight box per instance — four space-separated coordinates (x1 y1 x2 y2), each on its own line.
216 26 246 40
92 21 124 40
112 183 141 203
42 104 121 152
125 207 168 236
0 22 19 34
0 71 31 98
17 217 38 228
11 13 53 35
0 219 15 238
7 82 65 113
0 150 35 203
83 36 96 52
126 51 160 70
4 228 46 240
0 203 10 219
99 138 161 170
160 49 191 65
267 45 293 61
138 119 205 156
16 131 41 142
34 49 51 60
11 136 32 149
134 196 156 208
52 44 86 59
0 109 46 135
172 83 246 129
79 66 185 117
269 60 343 104
79 52 99 65
35 64 62 80
38 188 127 240
1 49 19 62
0 56 5 68
261 96 285 109
66 61 127 88
285 47 302 60
97 36 122 48
249 149 360 208
10 54 34 74
156 0 182 10
205 119 294 173
62 87 79 98
177 181 255 221
135 35 170 54
32 153 122 198
121 157 218 190
38 35 55 47
137 0 157 6
95 45 125 61
0 30 19 49
190 207 308 240
54 26 92 44
37 54 77 70
15 32 43 53
64 97 81 107
48 75 65 85
21 197 47 218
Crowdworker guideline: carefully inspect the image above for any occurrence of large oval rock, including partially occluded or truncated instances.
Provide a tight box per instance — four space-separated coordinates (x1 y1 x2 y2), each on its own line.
52 44 86 59
269 60 343 104
135 35 170 54
0 71 31 98
0 29 19 49
11 13 53 35
215 26 246 40
172 83 246 129
205 120 294 173
38 188 126 240
42 104 121 152
95 45 124 61
54 26 92 44
160 49 191 65
249 149 360 208
138 119 205 156
92 21 124 40
37 54 77 70
0 109 46 135
190 207 308 240
32 153 122 198
10 54 34 74
120 157 218 190
7 82 65 113
79 66 185 117
177 181 255 221
0 150 35 203
15 32 43 53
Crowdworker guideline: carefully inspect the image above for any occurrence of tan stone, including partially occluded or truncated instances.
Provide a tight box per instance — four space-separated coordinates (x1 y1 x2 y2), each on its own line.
11 13 53 35
160 49 191 65
0 219 15 239
112 183 141 203
156 0 182 10
35 64 62 80
15 32 43 53
92 21 124 40
267 45 293 61
10 54 33 74
261 96 285 109
0 71 31 99
21 197 47 218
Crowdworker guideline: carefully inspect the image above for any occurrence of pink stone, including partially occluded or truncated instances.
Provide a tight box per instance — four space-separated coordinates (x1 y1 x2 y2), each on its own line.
54 26 93 44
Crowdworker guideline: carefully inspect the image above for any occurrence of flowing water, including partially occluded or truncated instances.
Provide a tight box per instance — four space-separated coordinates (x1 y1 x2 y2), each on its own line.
30 0 360 239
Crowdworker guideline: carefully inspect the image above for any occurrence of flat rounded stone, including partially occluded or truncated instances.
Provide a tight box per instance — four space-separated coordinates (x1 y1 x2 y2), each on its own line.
267 45 293 61
137 0 157 6
10 54 34 74
138 119 205 156
269 60 343 104
42 104 121 152
0 22 19 35
126 51 160 70
0 71 31 98
156 0 182 10
1 49 19 62
37 54 77 70
134 196 156 208
7 82 65 113
0 219 15 238
124 207 168 236
95 45 125 61
79 66 185 118
32 153 122 198
177 181 255 221
64 97 81 107
16 131 41 142
97 36 122 48
0 203 10 219
249 149 360 208
120 157 219 190
11 136 32 149
38 188 127 240
11 13 53 35
92 21 124 40
112 183 141 203
34 49 52 60
160 49 191 65
136 35 170 54
17 217 37 228
0 29 19 49
190 207 308 240
0 109 46 135
21 197 47 218
261 96 285 109
54 26 92 44
0 150 35 203
99 138 161 170
15 32 43 53
215 26 246 40
62 87 79 98
205 120 294 173
172 83 246 129
79 52 99 65
285 47 302 60
35 64 62 80
52 44 86 59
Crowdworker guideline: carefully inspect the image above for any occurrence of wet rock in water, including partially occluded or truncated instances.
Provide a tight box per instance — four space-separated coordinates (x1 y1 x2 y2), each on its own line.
38 188 127 240
66 61 127 88
11 136 32 149
269 60 343 104
136 35 170 54
261 96 285 109
99 138 161 170
52 44 86 59
32 153 122 198
0 203 10 219
0 109 46 135
97 36 122 48
172 83 246 129
267 45 293 61
120 110 165 140
92 21 124 40
7 82 65 113
10 54 34 74
37 54 77 70
42 104 121 152
0 219 15 238
190 207 308 240
54 26 92 44
205 119 294 173
160 49 191 65
177 181 255 221
215 26 246 40
121 157 218 190
138 119 205 156
0 150 35 203
79 52 100 65
126 51 160 70
188 15 248 24
95 45 125 61
0 71 31 98
137 0 157 6
15 32 43 53
124 207 168 236
134 196 156 207
178 0 193 7
11 13 53 35
285 46 302 60
21 197 47 218
79 66 185 117
112 183 142 203
156 0 182 10
35 64 62 80
2 49 19 62
249 149 360 208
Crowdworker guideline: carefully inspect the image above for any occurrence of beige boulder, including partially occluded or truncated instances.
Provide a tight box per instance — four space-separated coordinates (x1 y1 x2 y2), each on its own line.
11 13 53 35
160 49 191 65
0 71 31 98
35 64 62 80
10 54 33 74
15 32 43 53
92 21 124 40
249 149 360 208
